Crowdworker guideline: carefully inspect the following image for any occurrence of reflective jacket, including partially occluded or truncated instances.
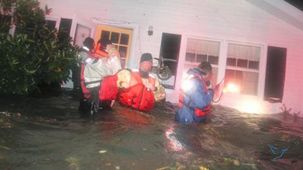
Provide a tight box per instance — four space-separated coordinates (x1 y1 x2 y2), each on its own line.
79 48 121 97
78 49 95 98
118 70 155 112
175 68 214 124
83 57 121 89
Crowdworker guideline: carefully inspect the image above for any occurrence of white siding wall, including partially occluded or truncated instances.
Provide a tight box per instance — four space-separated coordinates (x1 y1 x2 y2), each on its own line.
39 0 303 116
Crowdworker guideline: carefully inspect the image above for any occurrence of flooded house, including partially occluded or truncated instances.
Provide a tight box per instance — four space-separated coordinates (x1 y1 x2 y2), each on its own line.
40 0 303 116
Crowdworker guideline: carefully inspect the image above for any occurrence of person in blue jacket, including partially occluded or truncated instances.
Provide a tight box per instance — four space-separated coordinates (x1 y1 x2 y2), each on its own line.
176 61 214 124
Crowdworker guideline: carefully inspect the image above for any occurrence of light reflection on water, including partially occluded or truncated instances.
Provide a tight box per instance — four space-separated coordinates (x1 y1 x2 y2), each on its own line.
165 125 184 152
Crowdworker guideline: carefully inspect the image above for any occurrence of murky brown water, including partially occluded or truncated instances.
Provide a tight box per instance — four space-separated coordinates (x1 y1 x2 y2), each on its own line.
1 93 303 170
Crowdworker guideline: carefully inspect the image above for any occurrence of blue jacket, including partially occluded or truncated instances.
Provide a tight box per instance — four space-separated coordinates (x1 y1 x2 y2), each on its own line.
175 68 214 124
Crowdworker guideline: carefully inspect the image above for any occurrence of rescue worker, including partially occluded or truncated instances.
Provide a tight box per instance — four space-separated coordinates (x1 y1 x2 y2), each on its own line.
77 37 98 116
95 38 121 108
175 61 214 124
78 37 121 117
115 53 166 111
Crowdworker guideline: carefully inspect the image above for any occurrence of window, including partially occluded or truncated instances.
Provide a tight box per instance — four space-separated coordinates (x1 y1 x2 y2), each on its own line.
59 18 72 35
226 43 261 95
184 38 220 83
95 25 132 68
45 20 56 30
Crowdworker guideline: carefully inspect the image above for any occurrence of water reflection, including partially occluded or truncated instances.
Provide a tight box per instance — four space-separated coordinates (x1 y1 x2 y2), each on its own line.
165 124 184 152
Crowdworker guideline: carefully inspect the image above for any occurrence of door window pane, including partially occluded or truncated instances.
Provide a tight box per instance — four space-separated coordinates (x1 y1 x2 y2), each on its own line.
119 46 127 59
101 31 110 41
120 33 129 45
111 32 120 43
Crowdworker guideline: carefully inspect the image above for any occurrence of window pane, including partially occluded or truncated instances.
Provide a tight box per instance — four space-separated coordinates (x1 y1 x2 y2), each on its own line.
186 38 220 87
243 72 258 95
212 67 218 84
119 46 127 59
111 32 120 43
237 59 248 68
185 52 195 62
120 58 126 68
227 58 236 66
59 18 72 35
225 69 241 85
225 69 258 95
120 33 129 45
196 54 207 63
209 55 219 65
46 20 56 30
101 31 110 41
228 43 260 70
248 60 259 70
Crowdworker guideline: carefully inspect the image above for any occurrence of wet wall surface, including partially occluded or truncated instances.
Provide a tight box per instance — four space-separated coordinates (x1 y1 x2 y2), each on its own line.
0 93 303 170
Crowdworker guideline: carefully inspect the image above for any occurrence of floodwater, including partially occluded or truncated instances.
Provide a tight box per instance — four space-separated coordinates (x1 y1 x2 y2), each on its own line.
0 93 303 170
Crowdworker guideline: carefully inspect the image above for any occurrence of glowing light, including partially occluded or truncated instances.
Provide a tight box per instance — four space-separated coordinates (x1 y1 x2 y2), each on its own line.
224 82 240 93
181 73 194 92
181 79 194 92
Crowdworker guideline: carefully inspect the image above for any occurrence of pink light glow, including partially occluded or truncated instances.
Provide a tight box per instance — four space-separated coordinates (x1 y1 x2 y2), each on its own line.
237 98 264 114
222 82 265 114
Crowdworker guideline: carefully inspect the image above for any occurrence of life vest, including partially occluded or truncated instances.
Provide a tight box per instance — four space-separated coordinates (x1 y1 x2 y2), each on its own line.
118 71 155 112
93 43 108 58
178 74 212 118
194 105 212 117
98 75 119 101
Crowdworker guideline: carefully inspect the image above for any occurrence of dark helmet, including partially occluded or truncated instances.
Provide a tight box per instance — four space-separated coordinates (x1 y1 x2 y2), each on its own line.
198 61 212 75
83 37 95 50
140 53 153 63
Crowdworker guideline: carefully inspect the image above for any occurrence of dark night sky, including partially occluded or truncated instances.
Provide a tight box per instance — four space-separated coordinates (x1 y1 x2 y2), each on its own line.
285 0 303 11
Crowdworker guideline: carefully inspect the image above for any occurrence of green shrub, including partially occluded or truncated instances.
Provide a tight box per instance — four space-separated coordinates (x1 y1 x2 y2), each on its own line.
0 0 78 95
